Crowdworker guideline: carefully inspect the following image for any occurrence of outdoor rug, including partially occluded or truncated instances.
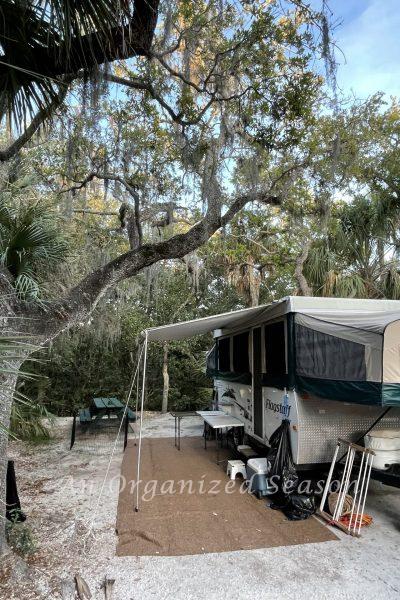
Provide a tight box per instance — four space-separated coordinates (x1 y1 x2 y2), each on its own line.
116 437 337 556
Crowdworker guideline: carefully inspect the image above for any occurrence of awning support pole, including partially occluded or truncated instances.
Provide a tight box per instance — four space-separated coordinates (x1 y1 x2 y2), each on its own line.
135 331 148 512
133 344 141 446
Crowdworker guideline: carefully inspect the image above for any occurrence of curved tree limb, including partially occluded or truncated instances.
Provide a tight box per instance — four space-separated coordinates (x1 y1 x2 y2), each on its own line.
21 189 280 338
104 74 249 127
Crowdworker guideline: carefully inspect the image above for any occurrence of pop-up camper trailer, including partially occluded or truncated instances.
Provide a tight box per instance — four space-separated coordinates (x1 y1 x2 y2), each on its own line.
205 296 400 467
145 296 400 469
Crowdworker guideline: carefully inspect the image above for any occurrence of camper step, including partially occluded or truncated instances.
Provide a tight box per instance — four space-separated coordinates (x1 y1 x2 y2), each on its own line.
237 444 258 459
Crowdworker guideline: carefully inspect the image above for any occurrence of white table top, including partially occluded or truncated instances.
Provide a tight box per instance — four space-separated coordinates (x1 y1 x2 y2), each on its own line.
196 410 226 417
201 414 244 429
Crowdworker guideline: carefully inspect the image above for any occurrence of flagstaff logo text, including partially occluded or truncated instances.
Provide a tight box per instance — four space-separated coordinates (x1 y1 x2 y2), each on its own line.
265 398 291 418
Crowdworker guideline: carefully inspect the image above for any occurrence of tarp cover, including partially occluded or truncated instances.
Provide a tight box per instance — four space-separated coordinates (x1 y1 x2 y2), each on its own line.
117 437 336 556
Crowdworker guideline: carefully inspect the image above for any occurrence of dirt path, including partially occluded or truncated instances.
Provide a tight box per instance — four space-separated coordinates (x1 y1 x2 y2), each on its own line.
0 414 175 599
2 414 400 600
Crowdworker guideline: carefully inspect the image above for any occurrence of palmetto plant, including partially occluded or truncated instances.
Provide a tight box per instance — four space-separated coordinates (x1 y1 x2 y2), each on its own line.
0 327 42 437
305 196 400 299
0 0 158 127
0 176 68 302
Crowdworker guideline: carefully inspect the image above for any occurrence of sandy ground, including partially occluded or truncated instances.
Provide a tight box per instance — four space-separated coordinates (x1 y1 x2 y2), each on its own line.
1 412 400 599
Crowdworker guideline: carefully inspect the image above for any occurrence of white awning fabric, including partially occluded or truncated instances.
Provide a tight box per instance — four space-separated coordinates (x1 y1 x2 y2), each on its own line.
144 296 400 342
145 305 270 342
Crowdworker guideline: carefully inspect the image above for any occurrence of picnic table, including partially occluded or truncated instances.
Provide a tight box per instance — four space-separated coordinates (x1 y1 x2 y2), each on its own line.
70 397 136 450
92 397 124 418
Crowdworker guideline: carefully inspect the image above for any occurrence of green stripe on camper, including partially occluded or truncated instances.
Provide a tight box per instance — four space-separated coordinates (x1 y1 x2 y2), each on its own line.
296 375 382 405
261 373 291 389
382 383 400 407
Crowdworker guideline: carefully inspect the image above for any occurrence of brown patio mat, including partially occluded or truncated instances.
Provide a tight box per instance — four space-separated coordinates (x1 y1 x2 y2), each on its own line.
116 437 337 556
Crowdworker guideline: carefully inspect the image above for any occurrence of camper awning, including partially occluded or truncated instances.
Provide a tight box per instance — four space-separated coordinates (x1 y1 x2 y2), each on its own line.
145 305 270 342
144 296 400 407
144 296 400 342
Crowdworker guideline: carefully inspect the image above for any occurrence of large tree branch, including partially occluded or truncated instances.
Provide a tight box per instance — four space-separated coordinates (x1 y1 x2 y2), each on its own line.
24 190 280 337
295 240 313 296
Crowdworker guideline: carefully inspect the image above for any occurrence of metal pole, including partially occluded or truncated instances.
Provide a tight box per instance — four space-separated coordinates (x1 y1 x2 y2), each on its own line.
174 415 177 448
348 451 365 532
333 445 352 521
135 332 148 512
133 345 141 446
70 413 77 450
335 447 355 521
319 441 340 512
357 452 374 535
123 413 129 451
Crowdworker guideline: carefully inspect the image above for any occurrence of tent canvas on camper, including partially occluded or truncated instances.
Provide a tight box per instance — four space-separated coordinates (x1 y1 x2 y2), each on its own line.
146 297 400 407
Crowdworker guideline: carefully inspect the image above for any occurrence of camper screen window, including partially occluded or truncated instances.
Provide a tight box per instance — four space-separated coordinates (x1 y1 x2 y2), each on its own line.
233 332 249 373
218 337 231 372
295 325 366 381
264 321 286 375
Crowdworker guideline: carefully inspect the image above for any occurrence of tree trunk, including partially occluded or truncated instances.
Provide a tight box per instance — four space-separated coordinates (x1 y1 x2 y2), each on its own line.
295 240 313 296
161 342 169 414
248 258 261 307
0 368 20 554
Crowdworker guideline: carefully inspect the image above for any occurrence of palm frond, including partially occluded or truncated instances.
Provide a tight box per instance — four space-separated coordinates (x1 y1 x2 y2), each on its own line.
334 273 366 298
0 0 158 127
0 175 68 301
382 266 400 300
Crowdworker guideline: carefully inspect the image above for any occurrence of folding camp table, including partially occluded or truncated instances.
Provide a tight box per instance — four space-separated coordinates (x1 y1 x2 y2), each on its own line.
169 411 199 450
199 413 244 463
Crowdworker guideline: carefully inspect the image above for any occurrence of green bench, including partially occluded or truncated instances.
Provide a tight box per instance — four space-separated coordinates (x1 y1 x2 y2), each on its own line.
122 407 137 422
79 408 92 424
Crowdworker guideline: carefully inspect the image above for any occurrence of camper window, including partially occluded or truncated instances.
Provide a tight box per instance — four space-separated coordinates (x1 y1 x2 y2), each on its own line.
295 325 366 381
218 337 231 372
233 332 250 373
264 321 286 375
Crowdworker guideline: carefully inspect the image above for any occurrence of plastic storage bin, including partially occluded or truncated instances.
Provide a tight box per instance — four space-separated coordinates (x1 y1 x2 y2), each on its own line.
365 429 400 470
246 457 272 497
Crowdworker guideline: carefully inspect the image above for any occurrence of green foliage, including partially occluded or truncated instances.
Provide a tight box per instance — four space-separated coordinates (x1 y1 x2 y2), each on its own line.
6 514 36 556
0 0 137 126
10 401 53 443
3 4 400 430
0 175 68 302
305 192 400 299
